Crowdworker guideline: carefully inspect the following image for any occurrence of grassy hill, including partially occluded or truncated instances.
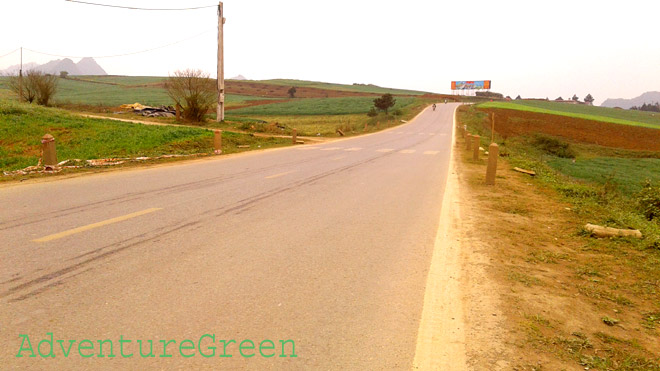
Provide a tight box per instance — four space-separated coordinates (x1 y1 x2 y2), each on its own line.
0 76 428 108
479 100 660 129
255 79 429 96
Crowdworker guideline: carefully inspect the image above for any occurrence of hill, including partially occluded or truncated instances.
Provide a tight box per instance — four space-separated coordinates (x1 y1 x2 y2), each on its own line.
601 91 660 109
0 57 107 76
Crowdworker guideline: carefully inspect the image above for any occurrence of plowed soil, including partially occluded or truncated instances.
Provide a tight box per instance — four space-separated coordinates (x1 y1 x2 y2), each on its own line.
225 81 377 98
482 108 660 151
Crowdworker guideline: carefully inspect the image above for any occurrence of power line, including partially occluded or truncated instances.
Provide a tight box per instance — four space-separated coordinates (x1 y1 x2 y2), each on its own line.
0 48 19 59
23 29 215 59
64 0 217 11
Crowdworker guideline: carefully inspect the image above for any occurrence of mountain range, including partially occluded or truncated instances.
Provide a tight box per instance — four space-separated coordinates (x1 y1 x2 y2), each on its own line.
0 57 107 76
601 91 660 109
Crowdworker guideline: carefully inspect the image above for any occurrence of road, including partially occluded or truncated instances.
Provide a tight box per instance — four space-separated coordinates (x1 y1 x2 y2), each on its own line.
0 104 456 369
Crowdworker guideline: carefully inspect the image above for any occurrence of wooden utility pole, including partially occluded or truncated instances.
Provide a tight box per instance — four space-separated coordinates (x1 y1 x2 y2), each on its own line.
19 47 23 103
491 112 495 143
216 2 225 122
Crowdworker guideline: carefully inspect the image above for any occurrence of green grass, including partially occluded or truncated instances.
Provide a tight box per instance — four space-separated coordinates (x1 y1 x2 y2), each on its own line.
228 96 417 116
479 100 660 129
548 157 660 195
0 99 290 173
249 79 429 96
0 77 277 107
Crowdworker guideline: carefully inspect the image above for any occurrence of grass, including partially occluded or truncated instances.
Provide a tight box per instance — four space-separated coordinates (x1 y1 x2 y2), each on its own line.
228 96 417 116
0 99 290 173
478 100 660 129
0 76 278 107
251 79 429 96
548 157 660 195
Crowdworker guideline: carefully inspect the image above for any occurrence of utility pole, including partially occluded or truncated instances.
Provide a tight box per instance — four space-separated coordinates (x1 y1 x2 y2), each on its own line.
19 47 23 103
216 2 225 122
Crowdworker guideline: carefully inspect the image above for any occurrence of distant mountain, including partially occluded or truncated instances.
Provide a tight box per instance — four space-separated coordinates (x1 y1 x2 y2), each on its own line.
74 58 107 75
0 57 107 76
229 74 247 80
601 91 660 109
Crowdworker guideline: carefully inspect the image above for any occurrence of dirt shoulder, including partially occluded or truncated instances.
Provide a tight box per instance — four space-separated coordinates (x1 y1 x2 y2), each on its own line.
453 118 660 369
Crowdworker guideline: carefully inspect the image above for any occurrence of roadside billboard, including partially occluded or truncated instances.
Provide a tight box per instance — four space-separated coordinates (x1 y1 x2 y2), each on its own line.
451 81 491 90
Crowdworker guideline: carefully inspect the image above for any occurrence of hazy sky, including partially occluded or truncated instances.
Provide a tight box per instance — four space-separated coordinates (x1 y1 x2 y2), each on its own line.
1 0 658 105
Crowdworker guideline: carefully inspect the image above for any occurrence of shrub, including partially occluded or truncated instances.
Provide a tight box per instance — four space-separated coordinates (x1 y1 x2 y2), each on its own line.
165 69 216 123
8 70 57 105
367 107 377 117
636 180 660 221
533 135 576 158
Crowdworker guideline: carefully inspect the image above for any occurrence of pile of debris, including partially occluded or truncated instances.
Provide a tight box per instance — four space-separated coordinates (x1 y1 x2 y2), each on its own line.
119 103 176 118
3 154 206 177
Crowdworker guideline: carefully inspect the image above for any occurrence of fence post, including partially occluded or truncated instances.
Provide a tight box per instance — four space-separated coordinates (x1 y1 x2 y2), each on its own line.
214 130 222 154
466 134 472 151
41 134 57 167
485 143 499 185
472 135 480 161
292 129 297 144
175 104 181 121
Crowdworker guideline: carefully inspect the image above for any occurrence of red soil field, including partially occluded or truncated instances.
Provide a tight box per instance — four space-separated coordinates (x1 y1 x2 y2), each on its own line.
481 108 660 151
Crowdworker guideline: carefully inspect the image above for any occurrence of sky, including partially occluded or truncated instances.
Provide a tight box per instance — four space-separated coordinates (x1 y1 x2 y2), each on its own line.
1 0 658 105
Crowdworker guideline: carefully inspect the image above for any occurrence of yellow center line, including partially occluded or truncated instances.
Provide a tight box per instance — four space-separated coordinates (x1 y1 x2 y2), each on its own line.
265 170 296 179
33 208 163 243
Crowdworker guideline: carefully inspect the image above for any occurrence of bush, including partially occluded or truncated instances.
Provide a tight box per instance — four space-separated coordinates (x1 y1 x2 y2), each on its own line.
636 180 660 221
8 70 57 105
533 135 576 158
165 69 216 123
367 107 377 117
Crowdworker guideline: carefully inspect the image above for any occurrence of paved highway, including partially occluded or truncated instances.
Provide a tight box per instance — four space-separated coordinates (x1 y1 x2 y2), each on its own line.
0 104 456 369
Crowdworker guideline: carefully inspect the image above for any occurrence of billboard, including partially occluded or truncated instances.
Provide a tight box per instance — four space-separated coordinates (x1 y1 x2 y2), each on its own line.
451 80 491 90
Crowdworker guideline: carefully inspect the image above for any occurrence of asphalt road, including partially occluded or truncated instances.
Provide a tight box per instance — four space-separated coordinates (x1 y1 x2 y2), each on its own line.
0 104 456 370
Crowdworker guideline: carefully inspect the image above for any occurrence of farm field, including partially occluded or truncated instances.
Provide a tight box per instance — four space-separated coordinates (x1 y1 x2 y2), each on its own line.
477 105 660 151
479 100 660 129
228 96 417 116
257 79 428 95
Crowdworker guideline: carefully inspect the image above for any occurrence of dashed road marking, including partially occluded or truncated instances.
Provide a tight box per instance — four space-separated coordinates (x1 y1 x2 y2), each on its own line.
424 151 440 155
265 170 296 179
33 208 163 243
320 147 342 151
344 147 363 151
399 150 416 154
376 149 395 153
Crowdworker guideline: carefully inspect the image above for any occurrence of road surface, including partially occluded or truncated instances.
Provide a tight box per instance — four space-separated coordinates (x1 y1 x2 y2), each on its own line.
1 104 456 369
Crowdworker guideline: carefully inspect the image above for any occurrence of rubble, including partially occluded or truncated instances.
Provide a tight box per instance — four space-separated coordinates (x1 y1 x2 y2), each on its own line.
3 153 206 177
120 102 176 118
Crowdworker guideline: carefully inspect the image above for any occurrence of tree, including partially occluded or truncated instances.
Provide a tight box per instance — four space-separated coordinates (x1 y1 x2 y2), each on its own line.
9 70 58 105
60 71 69 79
373 93 396 114
571 94 579 102
165 69 216 123
555 96 564 101
287 86 297 98
515 95 522 100
584 94 594 105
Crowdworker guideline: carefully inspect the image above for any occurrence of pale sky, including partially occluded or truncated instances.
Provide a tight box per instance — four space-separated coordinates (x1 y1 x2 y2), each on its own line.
1 0 658 105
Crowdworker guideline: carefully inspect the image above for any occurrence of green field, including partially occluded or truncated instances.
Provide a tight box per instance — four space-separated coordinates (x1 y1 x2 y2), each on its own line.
0 99 289 173
0 76 275 107
479 100 660 129
548 157 660 195
229 96 417 116
255 79 428 96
